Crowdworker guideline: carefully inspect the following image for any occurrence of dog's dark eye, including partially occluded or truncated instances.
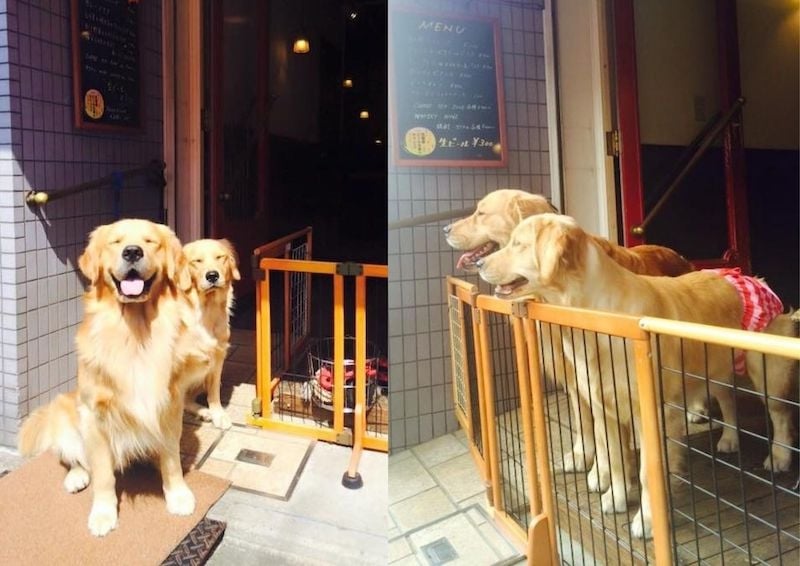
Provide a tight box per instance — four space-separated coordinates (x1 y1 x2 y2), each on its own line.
476 211 485 216
216 255 226 261
191 259 203 265
143 238 156 245
109 239 122 245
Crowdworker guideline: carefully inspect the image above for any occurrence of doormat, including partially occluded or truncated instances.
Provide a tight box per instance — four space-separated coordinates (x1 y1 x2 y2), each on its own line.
161 517 227 566
0 452 230 566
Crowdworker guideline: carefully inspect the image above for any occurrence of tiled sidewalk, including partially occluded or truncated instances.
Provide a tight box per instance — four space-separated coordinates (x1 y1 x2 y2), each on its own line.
389 431 524 565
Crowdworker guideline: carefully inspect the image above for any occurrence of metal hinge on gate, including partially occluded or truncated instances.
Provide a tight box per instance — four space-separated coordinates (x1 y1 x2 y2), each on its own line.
251 397 262 416
336 262 364 276
605 129 620 157
251 253 266 281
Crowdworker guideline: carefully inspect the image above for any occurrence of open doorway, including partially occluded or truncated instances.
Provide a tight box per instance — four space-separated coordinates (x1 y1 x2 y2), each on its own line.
610 0 798 305
203 0 388 343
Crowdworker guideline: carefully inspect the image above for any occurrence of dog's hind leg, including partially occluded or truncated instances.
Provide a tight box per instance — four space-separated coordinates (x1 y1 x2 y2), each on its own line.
747 352 798 472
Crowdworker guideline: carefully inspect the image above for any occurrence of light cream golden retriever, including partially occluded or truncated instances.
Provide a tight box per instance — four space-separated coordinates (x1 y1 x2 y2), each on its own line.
479 213 797 538
183 238 240 430
18 219 216 537
446 188 696 473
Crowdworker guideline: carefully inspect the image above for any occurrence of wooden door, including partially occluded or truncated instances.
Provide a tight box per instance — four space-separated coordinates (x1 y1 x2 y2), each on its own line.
206 0 270 293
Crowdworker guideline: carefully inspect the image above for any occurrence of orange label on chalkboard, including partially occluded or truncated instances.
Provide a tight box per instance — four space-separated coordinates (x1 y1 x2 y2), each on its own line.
84 89 105 120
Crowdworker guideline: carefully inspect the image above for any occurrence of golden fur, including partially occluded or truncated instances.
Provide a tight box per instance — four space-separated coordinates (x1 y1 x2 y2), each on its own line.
445 188 694 276
182 238 241 429
18 219 216 537
479 213 797 538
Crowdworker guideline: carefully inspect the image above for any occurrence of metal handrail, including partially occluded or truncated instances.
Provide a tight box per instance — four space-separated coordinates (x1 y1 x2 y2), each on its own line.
25 160 166 206
632 97 745 236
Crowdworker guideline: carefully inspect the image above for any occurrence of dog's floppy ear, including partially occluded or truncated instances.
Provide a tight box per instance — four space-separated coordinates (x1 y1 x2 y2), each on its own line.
159 224 192 292
510 193 553 225
536 218 584 286
78 224 109 283
220 239 241 281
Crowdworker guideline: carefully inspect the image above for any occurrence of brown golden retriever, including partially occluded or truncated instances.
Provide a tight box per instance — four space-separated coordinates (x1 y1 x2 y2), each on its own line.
444 188 693 276
183 238 240 430
478 213 797 538
18 219 216 537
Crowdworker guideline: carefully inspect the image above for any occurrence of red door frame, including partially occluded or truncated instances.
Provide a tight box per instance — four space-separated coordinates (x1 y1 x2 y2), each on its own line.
612 0 751 271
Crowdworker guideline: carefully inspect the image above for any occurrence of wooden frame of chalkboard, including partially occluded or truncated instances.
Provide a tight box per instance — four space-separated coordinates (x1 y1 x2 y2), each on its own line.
71 0 143 132
389 8 507 168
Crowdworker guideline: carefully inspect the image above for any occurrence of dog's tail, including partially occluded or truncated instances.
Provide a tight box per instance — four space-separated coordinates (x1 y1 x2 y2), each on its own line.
18 392 84 464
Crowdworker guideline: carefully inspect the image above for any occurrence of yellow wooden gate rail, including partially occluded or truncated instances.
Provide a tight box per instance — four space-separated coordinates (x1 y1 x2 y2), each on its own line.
249 239 388 485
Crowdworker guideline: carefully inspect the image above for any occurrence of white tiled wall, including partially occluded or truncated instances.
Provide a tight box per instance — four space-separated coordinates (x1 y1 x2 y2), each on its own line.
388 0 551 451
0 0 164 446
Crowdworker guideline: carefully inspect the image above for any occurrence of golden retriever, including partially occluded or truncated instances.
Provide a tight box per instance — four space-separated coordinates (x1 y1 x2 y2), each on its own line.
478 213 797 538
17 219 216 537
445 189 696 474
182 239 240 430
444 188 694 276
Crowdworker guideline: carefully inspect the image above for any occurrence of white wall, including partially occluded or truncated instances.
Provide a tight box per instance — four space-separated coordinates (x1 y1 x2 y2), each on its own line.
738 0 799 150
633 0 799 150
553 0 616 239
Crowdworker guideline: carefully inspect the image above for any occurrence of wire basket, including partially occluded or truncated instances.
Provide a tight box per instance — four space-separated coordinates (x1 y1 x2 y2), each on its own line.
307 337 380 413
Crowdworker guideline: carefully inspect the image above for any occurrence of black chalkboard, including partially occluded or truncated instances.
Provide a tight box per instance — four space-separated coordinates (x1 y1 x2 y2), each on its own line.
71 0 141 131
390 9 507 167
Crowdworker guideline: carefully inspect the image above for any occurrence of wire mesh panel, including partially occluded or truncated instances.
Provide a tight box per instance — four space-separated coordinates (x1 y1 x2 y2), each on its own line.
647 327 800 565
288 239 311 357
446 277 486 467
538 321 653 565
478 303 533 539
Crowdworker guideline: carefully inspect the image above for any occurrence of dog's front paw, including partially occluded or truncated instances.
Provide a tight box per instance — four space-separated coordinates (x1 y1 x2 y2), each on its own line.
165 484 196 516
88 501 118 537
64 466 90 493
716 430 739 453
561 450 591 473
210 407 232 430
587 463 609 493
630 508 652 539
764 445 792 473
601 487 628 514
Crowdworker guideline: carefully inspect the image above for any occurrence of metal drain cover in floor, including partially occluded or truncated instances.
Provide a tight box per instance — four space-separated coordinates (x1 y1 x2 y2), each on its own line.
235 448 275 467
421 537 458 565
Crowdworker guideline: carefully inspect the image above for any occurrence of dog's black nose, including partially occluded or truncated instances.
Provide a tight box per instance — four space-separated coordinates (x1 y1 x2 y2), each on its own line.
205 271 220 283
475 259 485 268
122 245 143 263
443 224 451 234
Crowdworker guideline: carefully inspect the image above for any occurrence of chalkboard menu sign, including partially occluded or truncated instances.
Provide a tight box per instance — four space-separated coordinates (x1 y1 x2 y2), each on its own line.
71 0 141 131
390 9 507 167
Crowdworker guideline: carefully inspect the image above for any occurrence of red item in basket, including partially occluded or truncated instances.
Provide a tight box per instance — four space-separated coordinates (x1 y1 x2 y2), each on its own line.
318 365 358 391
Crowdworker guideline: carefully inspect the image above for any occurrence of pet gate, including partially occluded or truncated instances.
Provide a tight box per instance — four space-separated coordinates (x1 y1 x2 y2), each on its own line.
249 229 388 484
446 276 799 565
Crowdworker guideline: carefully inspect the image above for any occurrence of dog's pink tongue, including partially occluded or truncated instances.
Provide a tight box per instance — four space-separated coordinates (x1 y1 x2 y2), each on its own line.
120 278 144 296
456 252 471 270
